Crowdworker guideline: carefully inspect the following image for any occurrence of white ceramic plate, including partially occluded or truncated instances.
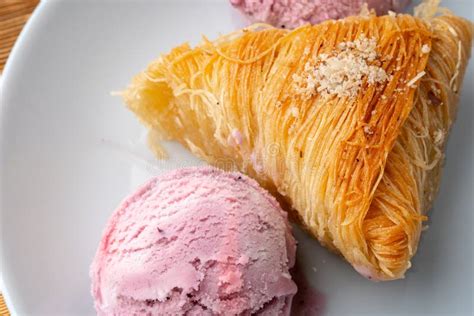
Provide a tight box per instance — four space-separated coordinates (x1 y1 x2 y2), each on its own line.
1 1 472 315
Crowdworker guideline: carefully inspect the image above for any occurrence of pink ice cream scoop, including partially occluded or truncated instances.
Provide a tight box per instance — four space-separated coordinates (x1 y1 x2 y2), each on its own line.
90 167 297 315
230 0 411 29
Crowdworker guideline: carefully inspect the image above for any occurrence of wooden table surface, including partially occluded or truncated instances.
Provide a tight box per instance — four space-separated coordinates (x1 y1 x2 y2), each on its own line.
0 293 10 316
0 0 39 72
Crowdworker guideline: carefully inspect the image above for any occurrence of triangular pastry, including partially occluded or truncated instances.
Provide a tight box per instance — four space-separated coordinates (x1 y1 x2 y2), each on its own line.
122 12 472 280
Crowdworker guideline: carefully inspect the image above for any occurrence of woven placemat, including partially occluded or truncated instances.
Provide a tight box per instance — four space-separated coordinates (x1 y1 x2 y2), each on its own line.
0 0 39 72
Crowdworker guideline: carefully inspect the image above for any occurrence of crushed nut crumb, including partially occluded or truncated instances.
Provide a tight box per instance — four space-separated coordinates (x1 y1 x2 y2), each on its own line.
407 71 426 88
290 106 299 118
364 125 374 135
433 129 444 145
421 44 431 54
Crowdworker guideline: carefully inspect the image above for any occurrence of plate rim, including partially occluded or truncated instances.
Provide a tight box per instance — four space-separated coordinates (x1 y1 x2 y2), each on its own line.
0 1 50 315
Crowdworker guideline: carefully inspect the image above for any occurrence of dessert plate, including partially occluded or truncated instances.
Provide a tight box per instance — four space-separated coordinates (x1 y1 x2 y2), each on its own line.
0 1 472 315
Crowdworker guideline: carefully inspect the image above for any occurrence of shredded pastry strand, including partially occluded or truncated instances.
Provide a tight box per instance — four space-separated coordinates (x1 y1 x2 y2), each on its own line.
123 13 472 280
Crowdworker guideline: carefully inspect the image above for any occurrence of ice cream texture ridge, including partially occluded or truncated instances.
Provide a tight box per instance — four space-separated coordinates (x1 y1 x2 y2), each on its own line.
90 167 297 315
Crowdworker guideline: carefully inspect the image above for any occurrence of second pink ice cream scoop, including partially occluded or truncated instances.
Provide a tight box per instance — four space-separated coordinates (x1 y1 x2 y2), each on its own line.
231 0 411 29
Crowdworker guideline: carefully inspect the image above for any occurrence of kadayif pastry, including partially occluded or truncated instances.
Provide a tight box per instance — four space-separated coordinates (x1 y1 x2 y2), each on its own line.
122 9 472 280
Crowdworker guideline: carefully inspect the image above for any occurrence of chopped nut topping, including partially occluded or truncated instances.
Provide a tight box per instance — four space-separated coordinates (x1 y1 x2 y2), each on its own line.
293 35 389 99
